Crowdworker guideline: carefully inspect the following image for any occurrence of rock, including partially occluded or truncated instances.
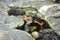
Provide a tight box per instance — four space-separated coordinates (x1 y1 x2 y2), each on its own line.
0 15 24 31
38 4 60 36
0 0 24 7
0 29 12 40
0 2 10 15
0 0 54 8
30 0 54 9
0 12 7 24
39 29 60 40
7 29 35 40
5 16 24 26
0 29 35 40
38 4 59 17
8 8 26 16
44 5 60 36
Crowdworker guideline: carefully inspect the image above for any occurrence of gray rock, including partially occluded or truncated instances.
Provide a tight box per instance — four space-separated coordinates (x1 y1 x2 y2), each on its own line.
0 29 35 40
0 0 54 8
0 30 12 40
0 15 24 31
0 12 7 24
0 2 9 24
38 4 60 36
5 16 24 26
0 2 10 15
7 29 35 40
39 29 60 40
38 4 59 16
30 0 54 9
45 5 60 36
0 0 24 7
